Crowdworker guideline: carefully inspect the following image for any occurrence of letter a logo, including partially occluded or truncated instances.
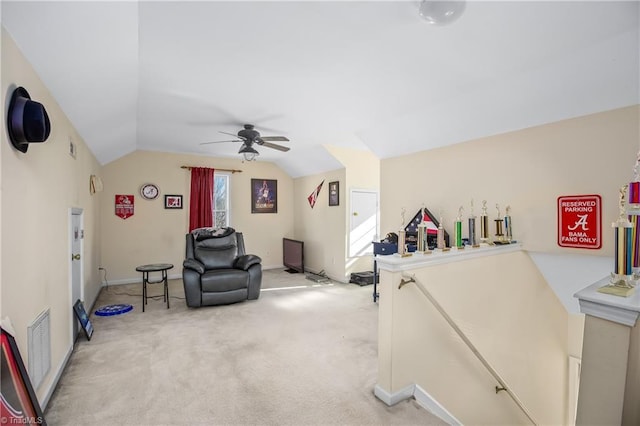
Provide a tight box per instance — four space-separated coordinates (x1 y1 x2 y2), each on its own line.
568 214 589 231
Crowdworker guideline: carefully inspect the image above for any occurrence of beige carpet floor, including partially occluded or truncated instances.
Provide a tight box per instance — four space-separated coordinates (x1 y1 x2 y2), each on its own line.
44 269 446 425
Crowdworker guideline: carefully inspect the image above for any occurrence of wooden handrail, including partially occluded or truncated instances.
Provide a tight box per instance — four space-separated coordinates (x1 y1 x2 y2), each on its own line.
398 274 538 425
180 166 242 174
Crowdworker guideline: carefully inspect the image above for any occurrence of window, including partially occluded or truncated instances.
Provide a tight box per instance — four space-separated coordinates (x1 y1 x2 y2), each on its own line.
213 174 230 227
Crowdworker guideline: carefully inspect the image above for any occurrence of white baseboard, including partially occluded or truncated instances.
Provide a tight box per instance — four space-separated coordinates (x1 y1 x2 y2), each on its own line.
41 344 73 410
374 383 415 406
101 268 351 286
568 355 581 426
414 384 462 426
374 383 460 425
263 265 349 284
262 264 284 270
330 274 349 284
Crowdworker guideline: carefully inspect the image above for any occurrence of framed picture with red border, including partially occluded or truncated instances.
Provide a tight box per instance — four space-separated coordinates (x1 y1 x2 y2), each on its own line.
1 327 46 425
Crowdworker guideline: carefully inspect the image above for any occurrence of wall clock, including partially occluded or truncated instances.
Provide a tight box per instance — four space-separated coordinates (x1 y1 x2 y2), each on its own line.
140 183 159 200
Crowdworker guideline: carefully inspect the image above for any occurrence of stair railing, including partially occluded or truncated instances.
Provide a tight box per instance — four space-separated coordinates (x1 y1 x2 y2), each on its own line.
398 273 538 425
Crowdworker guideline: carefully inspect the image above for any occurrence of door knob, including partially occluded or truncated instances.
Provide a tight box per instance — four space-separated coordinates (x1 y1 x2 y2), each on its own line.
72 254 81 260
353 212 358 216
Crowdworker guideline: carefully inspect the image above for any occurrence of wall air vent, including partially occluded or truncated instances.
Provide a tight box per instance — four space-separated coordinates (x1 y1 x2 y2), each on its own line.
28 308 51 389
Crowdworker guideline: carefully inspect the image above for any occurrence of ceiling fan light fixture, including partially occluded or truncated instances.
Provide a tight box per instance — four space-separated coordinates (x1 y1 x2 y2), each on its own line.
243 152 258 161
419 0 466 25
239 144 259 162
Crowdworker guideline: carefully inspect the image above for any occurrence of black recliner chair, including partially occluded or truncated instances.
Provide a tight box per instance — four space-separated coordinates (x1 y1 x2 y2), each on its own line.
182 227 262 307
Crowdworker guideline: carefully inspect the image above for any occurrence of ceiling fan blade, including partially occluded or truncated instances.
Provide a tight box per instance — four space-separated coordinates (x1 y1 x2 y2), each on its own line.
219 131 243 138
260 136 289 142
247 122 285 134
199 139 242 145
259 141 290 152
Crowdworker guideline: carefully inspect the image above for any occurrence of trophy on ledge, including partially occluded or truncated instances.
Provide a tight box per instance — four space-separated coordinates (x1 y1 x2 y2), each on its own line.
417 205 428 253
437 210 447 250
628 152 640 278
454 206 464 249
599 184 636 297
398 207 407 256
480 200 490 245
468 199 479 248
504 205 513 243
494 204 505 243
629 151 640 211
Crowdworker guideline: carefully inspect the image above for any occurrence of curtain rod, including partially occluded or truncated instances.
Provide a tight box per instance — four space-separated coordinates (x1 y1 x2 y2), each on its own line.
180 166 242 174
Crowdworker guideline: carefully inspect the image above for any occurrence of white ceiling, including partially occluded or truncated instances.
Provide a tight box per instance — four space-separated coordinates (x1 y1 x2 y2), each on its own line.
2 1 639 178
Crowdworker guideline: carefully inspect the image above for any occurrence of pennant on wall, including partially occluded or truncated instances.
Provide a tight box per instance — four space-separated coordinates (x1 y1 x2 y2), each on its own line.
307 180 324 208
115 194 135 219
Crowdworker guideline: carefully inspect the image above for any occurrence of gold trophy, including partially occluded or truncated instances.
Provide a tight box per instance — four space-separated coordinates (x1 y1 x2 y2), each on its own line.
480 200 490 245
494 204 505 244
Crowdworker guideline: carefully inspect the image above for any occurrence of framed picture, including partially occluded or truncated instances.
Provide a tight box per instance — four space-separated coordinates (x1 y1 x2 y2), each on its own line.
251 179 278 213
1 327 46 425
73 300 93 341
164 194 183 209
329 181 339 206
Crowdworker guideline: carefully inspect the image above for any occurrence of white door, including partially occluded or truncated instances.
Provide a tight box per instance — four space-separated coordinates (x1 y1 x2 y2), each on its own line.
349 190 379 257
70 209 83 342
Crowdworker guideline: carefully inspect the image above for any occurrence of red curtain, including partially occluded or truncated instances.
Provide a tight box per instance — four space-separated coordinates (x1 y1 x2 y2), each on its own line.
188 167 215 232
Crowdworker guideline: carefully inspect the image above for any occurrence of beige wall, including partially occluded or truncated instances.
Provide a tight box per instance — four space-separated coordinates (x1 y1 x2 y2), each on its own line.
381 106 640 256
100 150 294 282
378 106 639 423
100 145 380 285
577 315 632 425
1 29 102 404
378 250 569 425
326 145 381 278
293 146 380 282
293 168 346 280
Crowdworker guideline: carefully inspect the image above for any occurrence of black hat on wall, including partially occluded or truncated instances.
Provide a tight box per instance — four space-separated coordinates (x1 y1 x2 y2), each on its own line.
7 86 51 153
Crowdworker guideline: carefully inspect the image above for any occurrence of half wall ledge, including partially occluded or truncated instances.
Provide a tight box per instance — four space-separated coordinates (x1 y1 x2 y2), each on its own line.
375 243 523 272
574 276 640 425
574 276 640 327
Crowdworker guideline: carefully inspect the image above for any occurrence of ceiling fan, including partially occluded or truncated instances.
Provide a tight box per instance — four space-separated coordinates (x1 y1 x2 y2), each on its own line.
200 124 290 161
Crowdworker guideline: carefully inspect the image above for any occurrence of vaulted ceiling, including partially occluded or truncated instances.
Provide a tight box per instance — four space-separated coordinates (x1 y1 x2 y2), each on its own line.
3 1 639 177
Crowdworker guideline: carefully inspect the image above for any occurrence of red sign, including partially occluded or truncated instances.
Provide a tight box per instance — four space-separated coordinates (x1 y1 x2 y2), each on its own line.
557 195 601 249
115 194 134 219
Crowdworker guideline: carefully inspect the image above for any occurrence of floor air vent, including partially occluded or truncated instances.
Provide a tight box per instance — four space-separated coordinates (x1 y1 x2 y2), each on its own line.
28 308 51 389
